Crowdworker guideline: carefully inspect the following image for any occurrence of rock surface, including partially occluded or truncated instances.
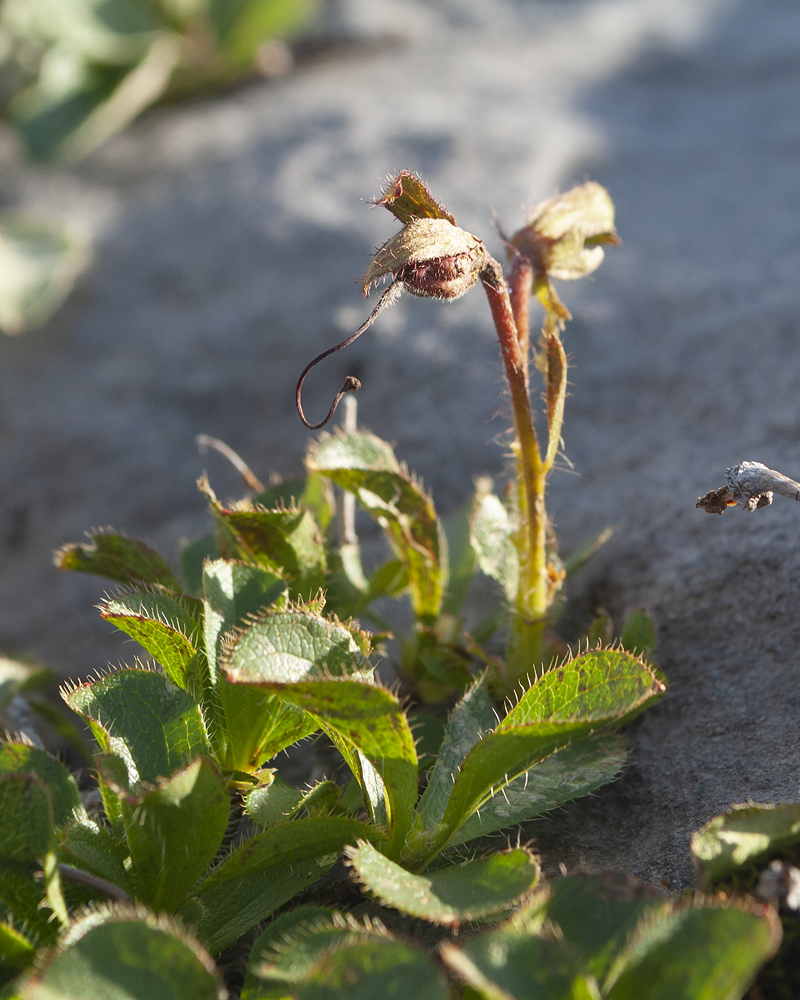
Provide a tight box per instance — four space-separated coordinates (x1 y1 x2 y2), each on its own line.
2 0 800 889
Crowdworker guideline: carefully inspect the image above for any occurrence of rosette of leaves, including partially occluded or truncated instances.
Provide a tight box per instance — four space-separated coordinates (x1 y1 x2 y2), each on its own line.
0 0 318 162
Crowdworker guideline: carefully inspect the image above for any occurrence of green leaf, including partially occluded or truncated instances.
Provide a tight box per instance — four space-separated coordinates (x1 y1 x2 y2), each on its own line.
245 778 340 828
117 757 229 913
23 907 225 1000
0 743 83 829
420 651 665 864
441 922 595 1000
470 489 518 602
442 504 477 617
374 170 457 226
238 678 417 860
243 906 336 999
0 774 57 946
348 841 540 925
202 559 288 685
180 534 219 598
62 668 209 787
307 431 446 621
0 214 88 335
543 872 664 983
692 802 800 885
189 816 375 954
418 674 496 833
219 605 371 771
55 532 181 590
210 0 316 67
99 592 201 691
59 818 132 897
201 479 326 599
604 901 781 1000
619 610 656 658
449 732 627 848
0 921 36 984
300 936 449 1000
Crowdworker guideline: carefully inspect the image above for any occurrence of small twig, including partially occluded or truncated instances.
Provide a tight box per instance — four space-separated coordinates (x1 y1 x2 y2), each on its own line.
296 282 402 430
58 863 130 904
196 435 265 493
696 461 800 514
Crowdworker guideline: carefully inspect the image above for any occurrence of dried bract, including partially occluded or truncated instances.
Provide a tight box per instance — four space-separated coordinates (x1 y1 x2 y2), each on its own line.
696 461 800 514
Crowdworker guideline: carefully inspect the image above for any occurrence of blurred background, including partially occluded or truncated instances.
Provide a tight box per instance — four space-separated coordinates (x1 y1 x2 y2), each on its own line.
1 0 799 886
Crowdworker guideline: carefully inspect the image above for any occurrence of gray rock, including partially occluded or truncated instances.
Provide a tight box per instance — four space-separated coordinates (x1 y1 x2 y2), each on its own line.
1 0 799 889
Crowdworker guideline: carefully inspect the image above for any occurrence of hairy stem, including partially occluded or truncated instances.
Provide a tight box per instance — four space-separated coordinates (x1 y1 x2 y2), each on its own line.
481 257 548 687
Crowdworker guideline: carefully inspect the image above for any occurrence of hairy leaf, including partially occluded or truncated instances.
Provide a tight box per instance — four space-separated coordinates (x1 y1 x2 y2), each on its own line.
375 171 456 226
59 818 132 897
24 908 224 1000
470 490 518 602
62 668 209 788
100 592 201 691
692 802 800 885
190 816 376 954
348 841 540 925
0 742 83 829
308 431 446 621
55 532 181 590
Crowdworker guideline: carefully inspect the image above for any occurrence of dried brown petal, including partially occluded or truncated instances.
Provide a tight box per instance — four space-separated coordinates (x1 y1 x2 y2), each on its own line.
363 218 486 300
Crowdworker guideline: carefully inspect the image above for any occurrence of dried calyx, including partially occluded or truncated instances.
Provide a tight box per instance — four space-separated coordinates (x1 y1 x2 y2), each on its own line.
296 173 486 430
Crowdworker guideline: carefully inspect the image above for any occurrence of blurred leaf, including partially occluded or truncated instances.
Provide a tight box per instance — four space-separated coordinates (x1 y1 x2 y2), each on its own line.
564 526 614 577
442 504 476 617
22 907 225 1000
0 774 58 946
0 742 83 829
62 667 209 787
0 921 36 985
604 901 780 1000
692 802 800 885
180 533 219 597
348 841 540 925
619 610 656 658
0 214 88 334
56 532 181 590
119 757 229 913
308 430 446 622
59 817 132 896
210 0 317 68
100 591 201 691
243 906 337 999
470 490 518 603
449 732 627 848
189 815 375 954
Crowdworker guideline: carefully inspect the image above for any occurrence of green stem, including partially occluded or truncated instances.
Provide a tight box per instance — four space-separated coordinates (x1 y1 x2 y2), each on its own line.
480 258 548 689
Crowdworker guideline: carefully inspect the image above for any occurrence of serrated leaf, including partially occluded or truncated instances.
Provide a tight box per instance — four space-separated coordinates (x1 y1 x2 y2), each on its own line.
449 732 627 848
308 431 446 621
604 900 780 1000
236 679 417 860
55 532 181 590
62 668 209 788
0 743 83 829
59 817 132 897
692 802 800 885
348 841 540 925
375 171 456 226
219 606 372 771
23 908 224 1000
470 490 518 602
418 674 496 833
119 757 229 913
0 774 57 946
301 936 449 1000
189 816 376 954
619 610 656 658
243 906 337 998
420 652 665 864
100 592 201 691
